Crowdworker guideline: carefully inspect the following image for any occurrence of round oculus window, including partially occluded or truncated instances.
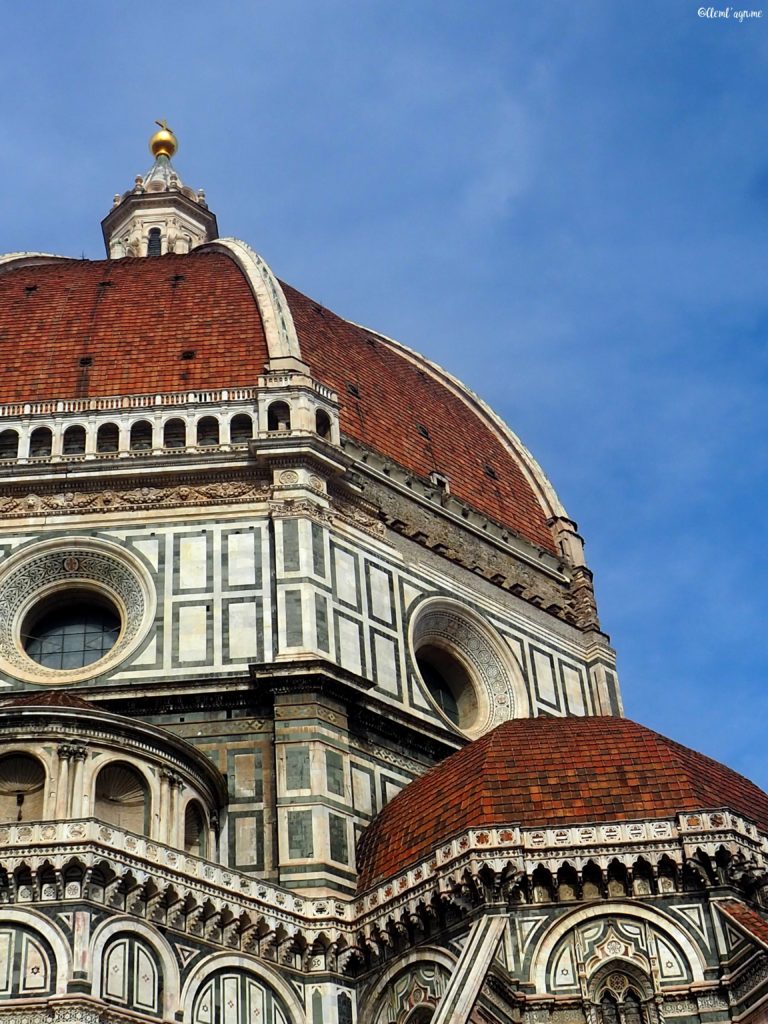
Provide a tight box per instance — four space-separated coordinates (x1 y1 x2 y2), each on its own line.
409 597 522 737
0 537 156 685
416 646 470 727
22 589 122 671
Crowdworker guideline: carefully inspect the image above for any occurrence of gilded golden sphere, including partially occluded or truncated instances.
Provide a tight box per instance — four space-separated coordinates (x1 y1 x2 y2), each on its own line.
149 122 178 159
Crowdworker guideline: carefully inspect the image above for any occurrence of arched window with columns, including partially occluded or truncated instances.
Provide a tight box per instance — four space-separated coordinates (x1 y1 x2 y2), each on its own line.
589 965 657 1024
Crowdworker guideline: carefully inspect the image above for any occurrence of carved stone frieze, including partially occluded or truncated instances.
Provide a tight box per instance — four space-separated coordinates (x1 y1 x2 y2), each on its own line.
662 999 696 1016
0 478 271 517
731 955 768 1002
0 1011 52 1024
348 735 428 776
0 998 135 1024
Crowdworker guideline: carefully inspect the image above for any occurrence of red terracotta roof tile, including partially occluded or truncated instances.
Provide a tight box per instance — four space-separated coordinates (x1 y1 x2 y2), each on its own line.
356 715 768 889
0 252 556 552
0 253 269 399
283 284 556 553
718 900 768 949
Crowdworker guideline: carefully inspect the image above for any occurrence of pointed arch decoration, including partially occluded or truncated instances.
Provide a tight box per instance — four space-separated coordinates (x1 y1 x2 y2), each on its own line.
102 934 162 1016
0 924 56 999
0 908 71 994
531 902 707 993
359 947 456 1024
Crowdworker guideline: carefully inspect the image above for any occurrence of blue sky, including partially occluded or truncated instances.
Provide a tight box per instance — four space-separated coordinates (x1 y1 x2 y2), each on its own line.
2 2 767 786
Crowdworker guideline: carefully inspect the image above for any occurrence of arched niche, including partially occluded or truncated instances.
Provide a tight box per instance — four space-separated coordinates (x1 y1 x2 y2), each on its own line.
315 409 332 439
62 424 86 455
184 800 207 858
94 762 149 835
230 413 253 443
267 401 291 432
0 753 45 824
29 426 52 458
130 420 153 451
163 417 187 448
96 422 120 453
196 416 219 446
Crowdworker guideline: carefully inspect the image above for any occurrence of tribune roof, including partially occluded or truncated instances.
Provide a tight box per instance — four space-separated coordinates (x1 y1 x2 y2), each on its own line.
718 900 768 949
356 715 768 889
0 251 557 553
0 689 100 710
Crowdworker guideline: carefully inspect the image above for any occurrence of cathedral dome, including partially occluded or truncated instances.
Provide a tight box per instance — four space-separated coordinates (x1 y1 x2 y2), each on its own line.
0 248 559 554
356 715 768 889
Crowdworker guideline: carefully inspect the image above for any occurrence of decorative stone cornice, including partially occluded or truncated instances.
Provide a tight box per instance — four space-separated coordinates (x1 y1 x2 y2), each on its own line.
269 494 386 540
354 809 768 934
0 992 161 1024
343 440 566 578
0 818 351 948
350 470 587 624
1 807 765 964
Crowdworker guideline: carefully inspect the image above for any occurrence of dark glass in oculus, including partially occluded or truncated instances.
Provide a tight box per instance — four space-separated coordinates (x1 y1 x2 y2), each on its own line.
24 602 120 670
416 656 460 725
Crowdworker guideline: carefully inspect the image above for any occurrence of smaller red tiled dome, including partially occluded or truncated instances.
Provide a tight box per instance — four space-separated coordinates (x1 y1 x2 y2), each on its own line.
356 715 768 890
